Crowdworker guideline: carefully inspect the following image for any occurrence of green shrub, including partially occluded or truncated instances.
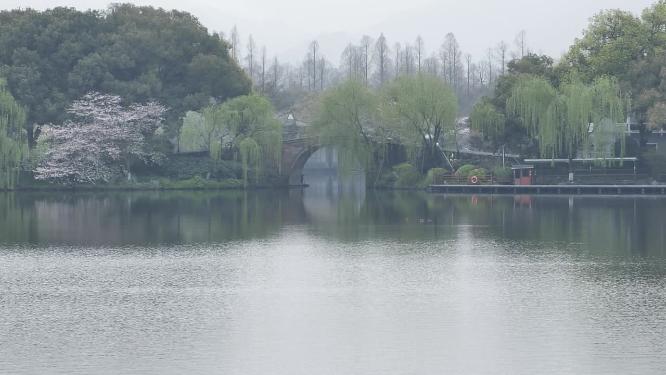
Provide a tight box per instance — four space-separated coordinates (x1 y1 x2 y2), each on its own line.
492 166 512 179
455 164 477 178
425 168 448 185
393 163 422 188
469 168 488 178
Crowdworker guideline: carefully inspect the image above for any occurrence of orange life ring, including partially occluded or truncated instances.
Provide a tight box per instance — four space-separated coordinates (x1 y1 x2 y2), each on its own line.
469 175 479 185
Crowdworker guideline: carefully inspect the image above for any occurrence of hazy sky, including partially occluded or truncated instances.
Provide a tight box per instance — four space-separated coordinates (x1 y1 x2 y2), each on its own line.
2 0 657 63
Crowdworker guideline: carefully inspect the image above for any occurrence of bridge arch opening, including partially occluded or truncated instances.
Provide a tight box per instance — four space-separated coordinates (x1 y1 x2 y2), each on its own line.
290 146 365 191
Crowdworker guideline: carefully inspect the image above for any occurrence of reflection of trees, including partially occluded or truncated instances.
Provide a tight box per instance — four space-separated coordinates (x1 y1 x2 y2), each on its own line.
447 195 666 258
0 193 36 244
0 191 301 246
1 191 665 258
306 192 666 258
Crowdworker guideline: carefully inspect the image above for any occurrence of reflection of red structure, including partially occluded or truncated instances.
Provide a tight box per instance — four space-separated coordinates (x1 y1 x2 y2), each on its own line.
513 195 533 207
471 195 479 206
512 165 535 185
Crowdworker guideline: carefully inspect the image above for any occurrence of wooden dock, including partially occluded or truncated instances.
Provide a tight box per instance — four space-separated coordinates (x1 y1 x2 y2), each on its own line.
428 184 666 195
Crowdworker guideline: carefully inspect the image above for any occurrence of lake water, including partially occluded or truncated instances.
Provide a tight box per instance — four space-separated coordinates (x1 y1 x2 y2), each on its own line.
1 185 666 374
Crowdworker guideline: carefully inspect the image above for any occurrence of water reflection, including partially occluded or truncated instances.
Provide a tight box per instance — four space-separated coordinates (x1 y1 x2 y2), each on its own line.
2 185 666 374
1 188 666 257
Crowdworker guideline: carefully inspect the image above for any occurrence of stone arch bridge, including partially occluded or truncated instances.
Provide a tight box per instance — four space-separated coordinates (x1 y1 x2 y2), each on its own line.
281 136 321 185
278 119 533 184
279 135 512 184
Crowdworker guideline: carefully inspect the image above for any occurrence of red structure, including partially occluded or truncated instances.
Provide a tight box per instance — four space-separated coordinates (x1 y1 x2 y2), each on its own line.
512 165 535 186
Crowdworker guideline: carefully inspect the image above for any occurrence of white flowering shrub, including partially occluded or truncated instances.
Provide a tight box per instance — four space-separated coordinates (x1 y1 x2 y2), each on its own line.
34 92 166 184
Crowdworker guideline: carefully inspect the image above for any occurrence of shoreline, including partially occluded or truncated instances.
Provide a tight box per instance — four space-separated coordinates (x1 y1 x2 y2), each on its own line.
429 184 666 196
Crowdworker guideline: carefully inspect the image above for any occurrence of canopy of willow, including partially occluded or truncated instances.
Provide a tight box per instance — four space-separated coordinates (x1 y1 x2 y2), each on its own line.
382 74 458 149
312 80 386 174
506 76 626 159
180 95 281 184
470 98 506 142
0 79 27 189
314 75 458 173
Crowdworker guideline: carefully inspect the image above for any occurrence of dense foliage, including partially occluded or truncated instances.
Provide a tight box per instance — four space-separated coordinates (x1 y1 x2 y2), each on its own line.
469 1 666 162
0 4 250 144
314 75 458 177
469 53 558 155
383 74 458 170
506 76 625 159
560 1 666 130
472 71 626 160
313 80 383 174
178 95 282 185
0 79 27 189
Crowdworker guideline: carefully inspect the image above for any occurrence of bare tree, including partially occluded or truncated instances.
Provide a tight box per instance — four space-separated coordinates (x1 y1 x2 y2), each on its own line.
373 33 390 86
260 46 267 93
496 41 508 76
403 43 414 75
230 26 240 63
415 35 424 73
470 62 479 90
342 43 357 80
360 35 372 85
486 48 494 86
442 33 461 90
271 56 280 92
478 61 486 87
246 35 256 83
394 43 402 78
423 54 439 77
515 30 528 58
309 40 319 91
319 57 326 90
438 46 448 83
465 54 472 97
298 63 305 90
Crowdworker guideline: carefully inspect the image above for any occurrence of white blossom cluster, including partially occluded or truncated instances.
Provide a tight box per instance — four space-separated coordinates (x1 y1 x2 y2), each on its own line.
35 93 166 184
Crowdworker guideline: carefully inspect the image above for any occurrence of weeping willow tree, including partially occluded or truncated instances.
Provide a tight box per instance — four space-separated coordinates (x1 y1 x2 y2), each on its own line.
0 79 27 190
313 80 387 177
507 75 626 160
470 98 506 148
382 74 458 172
239 138 261 186
179 109 226 155
203 105 227 160
219 95 282 185
178 95 281 185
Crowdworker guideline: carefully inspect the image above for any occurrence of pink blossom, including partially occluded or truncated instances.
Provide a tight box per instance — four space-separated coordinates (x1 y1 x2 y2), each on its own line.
35 92 167 184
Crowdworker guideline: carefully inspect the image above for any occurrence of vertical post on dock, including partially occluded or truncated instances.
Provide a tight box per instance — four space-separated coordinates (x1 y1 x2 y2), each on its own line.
502 145 505 168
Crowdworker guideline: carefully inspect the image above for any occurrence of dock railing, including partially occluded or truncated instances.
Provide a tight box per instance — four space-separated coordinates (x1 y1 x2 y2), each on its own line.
433 174 513 186
432 173 653 186
534 173 647 185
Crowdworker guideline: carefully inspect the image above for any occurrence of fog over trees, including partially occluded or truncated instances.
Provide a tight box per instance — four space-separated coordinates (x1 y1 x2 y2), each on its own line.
231 27 532 114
